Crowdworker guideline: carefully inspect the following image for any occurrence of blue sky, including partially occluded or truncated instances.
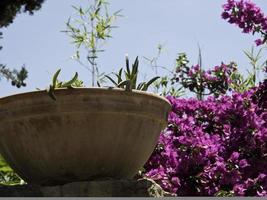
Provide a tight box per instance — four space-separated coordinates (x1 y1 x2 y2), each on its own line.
1 0 267 96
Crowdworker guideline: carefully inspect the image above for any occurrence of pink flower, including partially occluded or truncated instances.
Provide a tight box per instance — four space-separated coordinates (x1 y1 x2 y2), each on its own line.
255 39 264 46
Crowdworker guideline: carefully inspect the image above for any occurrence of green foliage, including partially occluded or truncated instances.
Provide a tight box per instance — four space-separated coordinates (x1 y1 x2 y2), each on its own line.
0 33 28 88
244 46 267 84
64 0 122 86
143 44 184 97
47 69 83 100
153 76 184 97
174 51 246 99
215 190 234 197
0 0 44 89
105 56 160 91
176 52 189 68
230 46 267 92
0 0 45 28
0 64 28 88
143 44 164 75
0 155 24 186
230 70 256 92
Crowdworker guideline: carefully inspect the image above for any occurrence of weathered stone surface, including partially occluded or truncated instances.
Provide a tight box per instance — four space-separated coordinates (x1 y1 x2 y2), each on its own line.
0 88 171 185
0 179 175 197
0 185 42 197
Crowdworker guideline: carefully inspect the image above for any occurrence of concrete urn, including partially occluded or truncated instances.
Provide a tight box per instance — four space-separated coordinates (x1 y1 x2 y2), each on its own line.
0 88 171 185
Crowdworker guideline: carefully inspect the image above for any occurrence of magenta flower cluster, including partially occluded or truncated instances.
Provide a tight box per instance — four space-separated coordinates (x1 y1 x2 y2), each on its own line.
222 0 267 46
144 85 267 196
253 79 267 110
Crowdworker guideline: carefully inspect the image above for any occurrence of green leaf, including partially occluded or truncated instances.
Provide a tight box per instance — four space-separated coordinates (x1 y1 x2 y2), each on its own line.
146 76 160 88
117 80 127 87
124 69 130 80
132 56 139 75
52 69 61 88
0 166 13 173
115 70 123 83
137 82 146 90
61 72 79 88
79 7 84 15
71 5 79 11
47 85 57 101
56 81 63 88
95 7 101 16
105 75 118 86
118 68 123 80
131 73 138 89
120 80 132 91
125 56 130 75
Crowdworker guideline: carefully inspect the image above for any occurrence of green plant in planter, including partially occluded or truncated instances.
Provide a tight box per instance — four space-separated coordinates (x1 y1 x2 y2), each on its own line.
105 56 160 91
0 155 24 186
47 69 83 100
64 0 122 86
46 56 160 101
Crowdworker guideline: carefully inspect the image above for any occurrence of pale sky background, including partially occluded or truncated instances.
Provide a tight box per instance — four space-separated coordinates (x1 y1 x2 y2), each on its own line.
1 0 267 97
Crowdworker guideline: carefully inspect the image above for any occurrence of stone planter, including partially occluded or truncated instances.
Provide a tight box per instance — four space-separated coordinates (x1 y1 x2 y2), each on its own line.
0 88 171 185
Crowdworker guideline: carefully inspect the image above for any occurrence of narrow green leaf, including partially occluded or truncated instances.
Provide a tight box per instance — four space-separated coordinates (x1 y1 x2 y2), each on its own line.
131 73 138 89
56 81 63 88
243 50 254 61
124 69 130 80
95 7 101 16
137 82 146 90
71 5 79 11
118 68 123 78
52 69 61 88
117 80 129 88
115 70 122 83
79 7 84 15
146 76 160 88
114 9 123 16
141 83 148 91
105 75 118 86
125 56 130 75
47 85 57 101
132 56 139 75
118 80 132 91
61 72 78 87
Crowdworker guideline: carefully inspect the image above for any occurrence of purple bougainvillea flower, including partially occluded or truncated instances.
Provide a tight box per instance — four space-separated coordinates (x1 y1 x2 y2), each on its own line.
222 0 267 46
143 81 267 196
255 39 264 46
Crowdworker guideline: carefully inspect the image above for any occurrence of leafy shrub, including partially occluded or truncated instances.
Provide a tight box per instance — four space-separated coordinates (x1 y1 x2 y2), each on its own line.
174 53 237 99
0 156 23 185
